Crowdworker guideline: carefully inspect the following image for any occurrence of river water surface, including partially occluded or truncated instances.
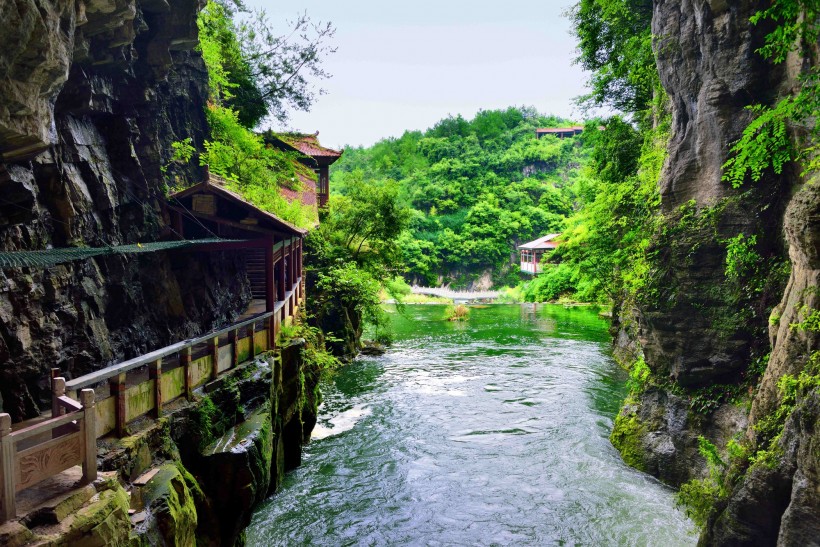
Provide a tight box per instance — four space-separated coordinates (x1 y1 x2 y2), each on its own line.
248 304 696 546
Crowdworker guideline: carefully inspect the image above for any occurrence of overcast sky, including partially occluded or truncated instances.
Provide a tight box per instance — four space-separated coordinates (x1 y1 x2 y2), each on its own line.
242 1 590 149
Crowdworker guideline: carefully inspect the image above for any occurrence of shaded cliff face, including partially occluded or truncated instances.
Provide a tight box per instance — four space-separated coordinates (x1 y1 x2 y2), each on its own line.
612 0 820 543
0 0 250 421
644 0 788 388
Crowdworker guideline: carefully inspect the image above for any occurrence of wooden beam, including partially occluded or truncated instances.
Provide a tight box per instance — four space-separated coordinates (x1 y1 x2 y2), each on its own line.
230 328 239 369
266 239 275 312
149 359 162 419
0 413 14 523
248 323 256 361
182 347 193 401
277 239 286 302
209 336 219 381
268 316 276 351
111 373 127 438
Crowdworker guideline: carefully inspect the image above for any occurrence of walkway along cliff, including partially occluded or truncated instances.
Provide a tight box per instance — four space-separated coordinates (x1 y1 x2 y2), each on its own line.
0 0 331 544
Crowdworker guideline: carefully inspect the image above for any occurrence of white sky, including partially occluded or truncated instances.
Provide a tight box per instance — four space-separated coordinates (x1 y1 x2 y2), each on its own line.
242 1 590 149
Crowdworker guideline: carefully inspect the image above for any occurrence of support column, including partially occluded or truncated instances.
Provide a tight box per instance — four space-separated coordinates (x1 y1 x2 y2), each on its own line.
268 315 277 351
265 238 275 313
210 336 220 380
79 389 97 483
182 347 193 400
230 328 239 368
277 240 286 302
111 373 127 438
0 413 15 523
149 359 162 419
249 323 256 360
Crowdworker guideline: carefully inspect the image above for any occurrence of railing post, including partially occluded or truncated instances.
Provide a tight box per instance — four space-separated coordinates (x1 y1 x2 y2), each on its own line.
248 323 256 361
149 359 162 419
111 372 127 438
52 377 67 438
182 347 193 401
79 389 97 483
210 336 220 380
0 413 15 523
51 368 61 418
230 328 239 369
268 315 276 351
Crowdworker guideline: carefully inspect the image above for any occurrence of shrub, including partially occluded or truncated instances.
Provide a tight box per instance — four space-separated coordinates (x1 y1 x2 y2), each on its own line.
444 304 470 321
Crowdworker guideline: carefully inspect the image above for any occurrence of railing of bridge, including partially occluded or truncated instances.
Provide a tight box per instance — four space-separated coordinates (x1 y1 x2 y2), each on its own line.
410 286 500 300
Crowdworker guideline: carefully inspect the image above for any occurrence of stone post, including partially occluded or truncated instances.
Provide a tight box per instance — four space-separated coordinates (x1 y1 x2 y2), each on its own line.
0 413 15 523
79 390 97 483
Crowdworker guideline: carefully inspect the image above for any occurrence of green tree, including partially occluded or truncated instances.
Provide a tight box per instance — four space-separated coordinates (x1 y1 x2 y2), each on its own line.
569 0 656 116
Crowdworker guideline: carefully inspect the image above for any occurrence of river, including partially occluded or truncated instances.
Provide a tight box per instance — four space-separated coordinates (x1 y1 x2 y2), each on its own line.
247 304 696 546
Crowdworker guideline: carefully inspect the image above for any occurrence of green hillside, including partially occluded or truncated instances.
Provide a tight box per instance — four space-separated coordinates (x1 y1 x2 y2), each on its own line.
331 107 590 287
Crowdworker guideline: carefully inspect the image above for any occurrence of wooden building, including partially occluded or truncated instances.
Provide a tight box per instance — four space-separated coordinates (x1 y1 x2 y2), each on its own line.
535 127 584 139
265 132 343 208
518 233 561 275
167 172 307 318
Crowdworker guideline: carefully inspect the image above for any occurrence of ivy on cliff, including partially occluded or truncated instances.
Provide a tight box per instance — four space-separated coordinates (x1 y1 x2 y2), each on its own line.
722 0 820 187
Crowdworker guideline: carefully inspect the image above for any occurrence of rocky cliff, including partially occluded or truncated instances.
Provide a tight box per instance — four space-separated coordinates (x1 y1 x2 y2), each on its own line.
0 0 251 422
610 0 820 544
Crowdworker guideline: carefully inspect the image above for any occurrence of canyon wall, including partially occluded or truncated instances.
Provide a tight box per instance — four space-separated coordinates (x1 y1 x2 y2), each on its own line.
0 0 251 422
611 0 820 544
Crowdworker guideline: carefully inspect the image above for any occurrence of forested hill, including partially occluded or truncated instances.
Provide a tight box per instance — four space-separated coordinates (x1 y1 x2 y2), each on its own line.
330 108 588 287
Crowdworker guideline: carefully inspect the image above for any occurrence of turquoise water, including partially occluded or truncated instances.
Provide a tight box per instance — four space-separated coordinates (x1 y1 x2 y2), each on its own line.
248 304 696 546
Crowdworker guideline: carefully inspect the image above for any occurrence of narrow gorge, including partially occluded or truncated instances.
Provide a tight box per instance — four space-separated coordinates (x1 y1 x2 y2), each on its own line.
1 0 819 545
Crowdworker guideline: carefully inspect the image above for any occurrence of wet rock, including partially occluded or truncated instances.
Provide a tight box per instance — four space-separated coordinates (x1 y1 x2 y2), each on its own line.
360 341 387 356
198 406 273 545
132 462 199 547
0 521 33 547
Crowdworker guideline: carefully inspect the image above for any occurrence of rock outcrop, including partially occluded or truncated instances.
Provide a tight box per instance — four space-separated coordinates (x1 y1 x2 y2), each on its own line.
610 0 820 543
0 0 251 422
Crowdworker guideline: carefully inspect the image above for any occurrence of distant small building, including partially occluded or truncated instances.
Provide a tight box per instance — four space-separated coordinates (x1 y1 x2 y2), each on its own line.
266 132 343 208
535 127 584 139
518 234 561 275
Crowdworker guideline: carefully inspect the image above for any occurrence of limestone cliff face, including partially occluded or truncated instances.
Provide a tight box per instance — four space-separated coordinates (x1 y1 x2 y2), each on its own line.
612 0 820 543
0 0 250 421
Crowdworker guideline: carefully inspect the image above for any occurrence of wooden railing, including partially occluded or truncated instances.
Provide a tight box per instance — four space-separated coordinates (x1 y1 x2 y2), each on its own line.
1 386 96 523
0 236 307 524
63 276 304 440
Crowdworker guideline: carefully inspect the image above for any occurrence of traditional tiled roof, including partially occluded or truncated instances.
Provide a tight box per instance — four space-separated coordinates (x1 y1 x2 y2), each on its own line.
169 173 308 236
278 132 342 159
280 172 318 208
518 233 562 250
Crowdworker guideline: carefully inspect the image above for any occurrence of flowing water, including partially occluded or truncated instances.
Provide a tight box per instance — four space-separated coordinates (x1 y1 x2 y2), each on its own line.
247 304 697 546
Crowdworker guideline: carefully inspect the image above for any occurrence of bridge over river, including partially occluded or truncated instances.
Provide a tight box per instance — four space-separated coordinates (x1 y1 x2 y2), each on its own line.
410 286 500 302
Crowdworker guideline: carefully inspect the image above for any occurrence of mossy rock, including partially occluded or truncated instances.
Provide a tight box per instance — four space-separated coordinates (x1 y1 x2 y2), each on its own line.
134 462 198 547
58 486 131 546
611 404 648 472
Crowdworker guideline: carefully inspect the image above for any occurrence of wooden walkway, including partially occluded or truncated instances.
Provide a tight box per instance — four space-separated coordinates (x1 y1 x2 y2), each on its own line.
410 286 500 301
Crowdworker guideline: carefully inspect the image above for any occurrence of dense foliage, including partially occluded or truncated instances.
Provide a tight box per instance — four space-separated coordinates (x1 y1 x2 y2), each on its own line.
306 178 410 357
182 0 329 228
198 0 335 127
568 0 656 115
332 107 586 288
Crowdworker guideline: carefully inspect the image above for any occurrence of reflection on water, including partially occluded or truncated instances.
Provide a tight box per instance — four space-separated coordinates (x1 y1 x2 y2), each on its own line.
248 304 696 546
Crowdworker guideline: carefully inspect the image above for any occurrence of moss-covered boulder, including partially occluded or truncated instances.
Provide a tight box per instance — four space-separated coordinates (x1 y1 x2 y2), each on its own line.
198 405 274 545
133 462 199 547
56 485 131 546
